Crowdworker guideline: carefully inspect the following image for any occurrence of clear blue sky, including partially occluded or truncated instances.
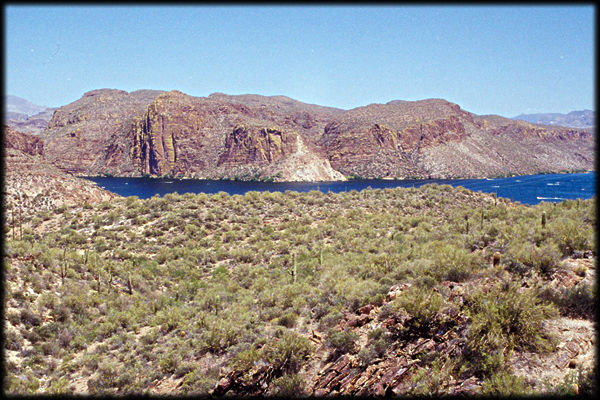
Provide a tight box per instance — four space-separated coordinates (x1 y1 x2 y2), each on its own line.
5 5 595 117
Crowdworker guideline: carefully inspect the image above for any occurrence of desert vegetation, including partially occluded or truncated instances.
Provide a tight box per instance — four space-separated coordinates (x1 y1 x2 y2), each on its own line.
3 185 595 395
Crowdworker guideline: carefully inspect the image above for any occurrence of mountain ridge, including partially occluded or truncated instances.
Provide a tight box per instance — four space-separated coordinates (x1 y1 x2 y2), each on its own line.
512 110 595 129
28 89 595 181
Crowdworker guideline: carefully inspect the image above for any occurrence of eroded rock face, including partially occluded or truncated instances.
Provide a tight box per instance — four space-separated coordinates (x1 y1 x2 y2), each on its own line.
5 125 44 156
42 89 165 175
40 90 595 181
122 90 343 180
218 125 297 166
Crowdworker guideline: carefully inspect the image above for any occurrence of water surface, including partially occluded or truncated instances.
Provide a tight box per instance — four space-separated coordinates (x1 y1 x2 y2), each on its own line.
85 171 595 205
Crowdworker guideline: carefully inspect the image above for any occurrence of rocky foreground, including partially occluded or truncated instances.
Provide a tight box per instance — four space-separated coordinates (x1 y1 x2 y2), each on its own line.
36 89 594 181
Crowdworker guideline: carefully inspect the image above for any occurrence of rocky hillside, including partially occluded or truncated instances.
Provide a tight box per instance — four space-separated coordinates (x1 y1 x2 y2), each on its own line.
513 110 595 129
38 90 595 181
3 126 116 215
3 186 596 396
41 89 164 175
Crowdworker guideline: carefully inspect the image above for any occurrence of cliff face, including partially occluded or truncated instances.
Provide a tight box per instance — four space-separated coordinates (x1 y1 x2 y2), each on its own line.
41 89 165 175
122 90 344 181
4 125 44 156
38 90 595 181
218 125 297 166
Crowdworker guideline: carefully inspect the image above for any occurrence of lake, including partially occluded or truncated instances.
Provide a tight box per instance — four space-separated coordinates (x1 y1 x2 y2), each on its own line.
85 171 595 206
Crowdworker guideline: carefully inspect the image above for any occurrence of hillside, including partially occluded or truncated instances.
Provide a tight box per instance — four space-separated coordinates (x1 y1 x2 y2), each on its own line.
37 90 594 181
3 185 595 396
3 126 117 215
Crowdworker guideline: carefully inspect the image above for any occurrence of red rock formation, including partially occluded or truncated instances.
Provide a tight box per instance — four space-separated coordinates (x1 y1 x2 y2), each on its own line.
38 90 595 180
4 125 44 156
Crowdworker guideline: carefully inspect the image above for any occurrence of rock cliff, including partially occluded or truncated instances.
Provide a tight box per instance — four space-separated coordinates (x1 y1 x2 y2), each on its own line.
38 90 594 181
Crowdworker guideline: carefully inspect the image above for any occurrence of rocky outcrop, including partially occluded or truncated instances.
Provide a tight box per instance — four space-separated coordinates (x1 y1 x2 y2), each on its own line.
218 125 297 166
4 125 44 156
38 90 595 181
124 90 344 180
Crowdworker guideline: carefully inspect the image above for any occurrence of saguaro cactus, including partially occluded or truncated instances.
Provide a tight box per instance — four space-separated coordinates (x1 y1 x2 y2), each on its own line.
541 211 547 229
288 252 297 283
127 274 133 295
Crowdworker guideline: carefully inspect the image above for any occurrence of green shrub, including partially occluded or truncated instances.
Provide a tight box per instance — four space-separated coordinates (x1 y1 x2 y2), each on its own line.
389 285 443 336
276 312 298 328
463 281 558 377
271 373 306 397
539 282 595 320
481 370 530 395
263 330 312 374
327 329 357 356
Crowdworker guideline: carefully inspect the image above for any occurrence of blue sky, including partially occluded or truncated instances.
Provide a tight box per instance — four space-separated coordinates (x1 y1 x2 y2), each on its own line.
5 5 595 117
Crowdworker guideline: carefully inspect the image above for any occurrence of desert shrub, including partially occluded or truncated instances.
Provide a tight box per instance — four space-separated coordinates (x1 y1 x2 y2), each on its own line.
20 307 41 327
424 241 479 282
276 312 298 328
271 373 306 397
158 351 182 375
4 329 24 351
539 282 595 320
463 281 558 377
4 369 40 394
263 330 312 374
506 239 561 275
200 319 239 354
389 285 443 337
318 309 344 330
87 359 119 392
548 217 593 256
180 366 220 394
481 370 530 395
327 329 358 356
407 355 456 395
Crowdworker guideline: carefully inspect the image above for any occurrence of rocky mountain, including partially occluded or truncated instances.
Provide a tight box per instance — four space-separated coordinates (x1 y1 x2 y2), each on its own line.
3 126 116 214
5 95 47 116
5 107 58 136
5 95 57 135
513 110 595 129
37 89 595 181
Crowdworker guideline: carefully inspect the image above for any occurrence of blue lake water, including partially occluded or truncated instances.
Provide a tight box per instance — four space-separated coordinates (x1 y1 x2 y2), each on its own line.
85 171 595 206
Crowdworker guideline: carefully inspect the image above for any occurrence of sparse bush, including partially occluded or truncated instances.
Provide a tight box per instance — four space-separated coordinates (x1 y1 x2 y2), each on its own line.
271 373 306 397
463 281 558 377
327 329 358 356
481 370 530 395
389 285 443 337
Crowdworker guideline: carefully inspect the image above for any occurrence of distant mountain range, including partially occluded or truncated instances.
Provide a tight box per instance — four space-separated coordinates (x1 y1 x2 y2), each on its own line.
4 90 595 181
5 94 48 116
4 95 57 135
513 110 595 129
